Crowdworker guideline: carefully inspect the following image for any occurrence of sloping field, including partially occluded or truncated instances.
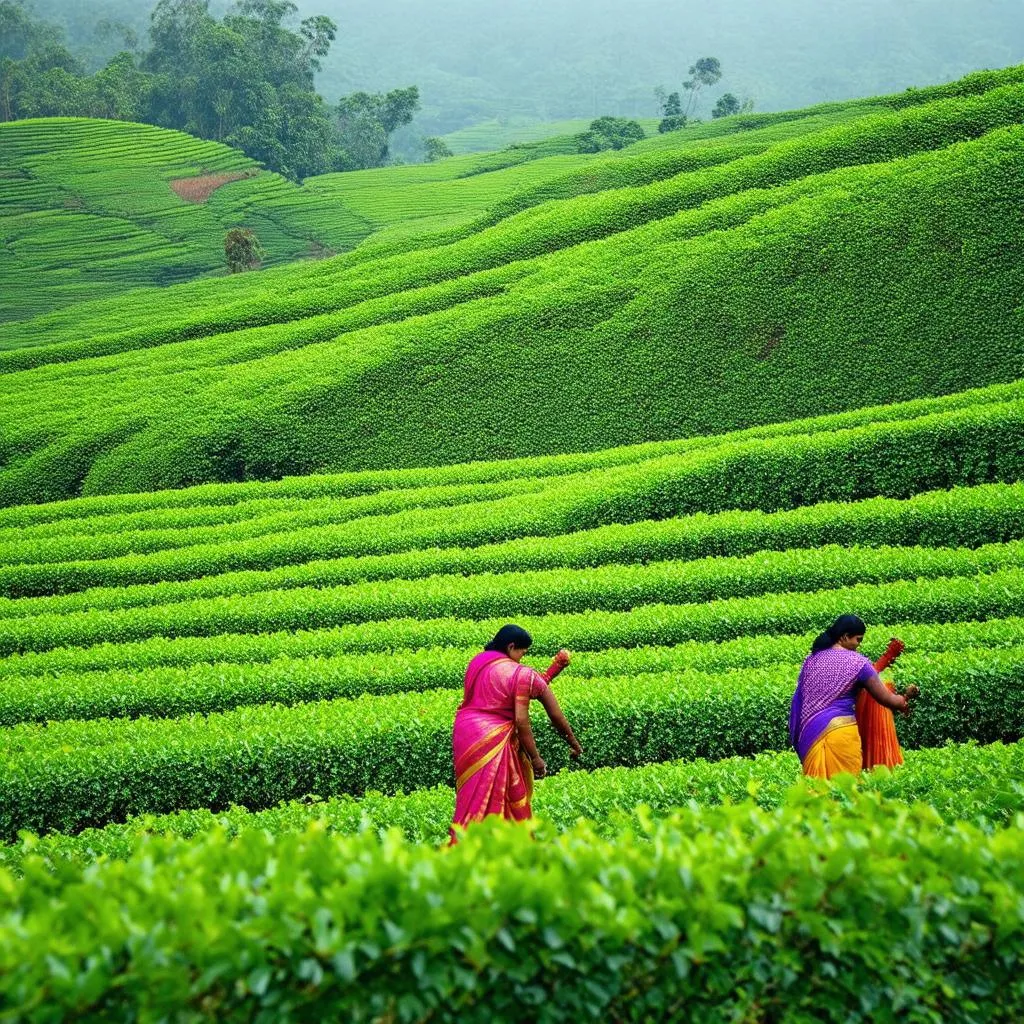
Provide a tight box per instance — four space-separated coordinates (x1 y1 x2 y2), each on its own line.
2 73 1024 1017
0 100 881 325
1 373 1023 1015
0 119 588 324
2 69 1024 507
1 381 1023 836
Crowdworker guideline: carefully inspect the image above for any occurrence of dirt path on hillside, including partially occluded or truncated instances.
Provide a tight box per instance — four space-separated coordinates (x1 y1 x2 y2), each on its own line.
170 172 254 203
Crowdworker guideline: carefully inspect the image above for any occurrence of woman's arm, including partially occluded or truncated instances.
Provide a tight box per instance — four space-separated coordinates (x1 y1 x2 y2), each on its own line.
538 687 583 758
515 697 547 778
863 671 909 714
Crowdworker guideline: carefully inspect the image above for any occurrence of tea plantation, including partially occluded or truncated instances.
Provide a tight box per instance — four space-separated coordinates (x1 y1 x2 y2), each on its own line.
1 65 1023 1022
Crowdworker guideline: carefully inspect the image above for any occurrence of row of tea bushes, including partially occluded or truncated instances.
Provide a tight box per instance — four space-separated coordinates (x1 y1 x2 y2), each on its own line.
2 789 1021 1022
1 566 1019 680
0 352 1016 535
2 646 1021 839
3 395 1023 597
3 738 1020 873
1 615 1021 725
2 539 1022 656
1 478 1019 618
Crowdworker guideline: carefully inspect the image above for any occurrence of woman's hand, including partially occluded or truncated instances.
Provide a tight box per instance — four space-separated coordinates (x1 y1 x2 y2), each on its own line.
893 694 911 717
531 755 547 779
904 684 920 700
568 738 583 760
554 649 571 667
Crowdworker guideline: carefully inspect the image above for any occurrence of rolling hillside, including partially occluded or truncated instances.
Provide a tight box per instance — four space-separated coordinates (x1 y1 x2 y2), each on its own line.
1 68 1023 507
0 99 887 326
2 65 1024 1019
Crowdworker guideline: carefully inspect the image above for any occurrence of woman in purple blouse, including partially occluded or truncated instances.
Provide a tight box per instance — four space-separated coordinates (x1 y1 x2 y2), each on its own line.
789 614 909 778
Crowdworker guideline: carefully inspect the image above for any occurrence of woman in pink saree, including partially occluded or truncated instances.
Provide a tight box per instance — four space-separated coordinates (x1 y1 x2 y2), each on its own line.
451 625 582 840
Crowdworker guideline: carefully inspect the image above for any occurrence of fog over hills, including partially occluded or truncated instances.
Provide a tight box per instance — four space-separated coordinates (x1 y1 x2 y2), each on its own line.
32 0 1024 136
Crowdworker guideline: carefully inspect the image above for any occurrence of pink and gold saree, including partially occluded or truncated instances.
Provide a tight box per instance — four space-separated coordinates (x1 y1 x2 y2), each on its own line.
450 651 550 840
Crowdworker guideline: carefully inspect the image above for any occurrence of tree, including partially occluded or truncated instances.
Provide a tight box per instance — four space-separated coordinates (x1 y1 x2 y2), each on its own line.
335 86 420 169
658 90 686 133
682 56 722 117
0 57 22 120
94 18 140 55
141 0 344 178
0 1 86 121
574 115 645 153
711 92 741 119
224 228 263 273
299 14 336 69
423 135 453 162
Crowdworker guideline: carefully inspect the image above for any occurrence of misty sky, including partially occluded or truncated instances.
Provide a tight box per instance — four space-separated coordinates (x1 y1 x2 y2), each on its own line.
35 0 1024 129
305 0 1024 120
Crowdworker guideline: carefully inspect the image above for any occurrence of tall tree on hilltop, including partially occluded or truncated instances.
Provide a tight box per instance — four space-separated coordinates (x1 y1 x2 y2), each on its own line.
658 89 687 133
683 56 722 117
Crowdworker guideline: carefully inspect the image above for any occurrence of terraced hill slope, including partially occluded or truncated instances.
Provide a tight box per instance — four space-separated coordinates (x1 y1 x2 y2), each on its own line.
1 120 305 322
0 379 1022 835
0 118 595 324
1 376 1023 1016
2 68 1024 508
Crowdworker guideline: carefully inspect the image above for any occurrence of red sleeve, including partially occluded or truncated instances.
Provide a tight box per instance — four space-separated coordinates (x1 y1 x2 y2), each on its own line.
541 651 570 683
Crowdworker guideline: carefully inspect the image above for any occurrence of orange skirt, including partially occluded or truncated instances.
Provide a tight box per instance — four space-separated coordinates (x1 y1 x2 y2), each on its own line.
802 717 862 779
856 684 904 770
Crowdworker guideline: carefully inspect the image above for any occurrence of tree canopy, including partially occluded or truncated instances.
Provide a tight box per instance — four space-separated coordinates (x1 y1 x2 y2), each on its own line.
0 0 416 179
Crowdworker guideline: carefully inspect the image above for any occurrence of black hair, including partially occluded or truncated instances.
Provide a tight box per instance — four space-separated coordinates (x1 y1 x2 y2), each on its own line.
485 624 533 654
811 614 866 654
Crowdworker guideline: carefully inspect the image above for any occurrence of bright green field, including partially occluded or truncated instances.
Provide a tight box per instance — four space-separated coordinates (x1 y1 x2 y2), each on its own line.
1 67 1024 1018
2 67 1024 506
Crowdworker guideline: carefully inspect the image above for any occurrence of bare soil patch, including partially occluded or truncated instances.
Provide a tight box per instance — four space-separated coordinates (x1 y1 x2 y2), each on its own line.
170 171 254 204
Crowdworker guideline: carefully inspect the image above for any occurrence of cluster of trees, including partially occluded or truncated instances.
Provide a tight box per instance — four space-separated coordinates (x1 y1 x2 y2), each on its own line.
656 58 753 134
566 58 754 156
0 0 419 179
573 116 646 153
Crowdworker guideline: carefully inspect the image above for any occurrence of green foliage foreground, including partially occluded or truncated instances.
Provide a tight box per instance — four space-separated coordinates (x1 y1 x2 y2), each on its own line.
2 789 1022 1022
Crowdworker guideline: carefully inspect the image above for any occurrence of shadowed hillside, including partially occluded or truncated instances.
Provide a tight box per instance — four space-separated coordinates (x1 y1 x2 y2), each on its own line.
1 69 1023 506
